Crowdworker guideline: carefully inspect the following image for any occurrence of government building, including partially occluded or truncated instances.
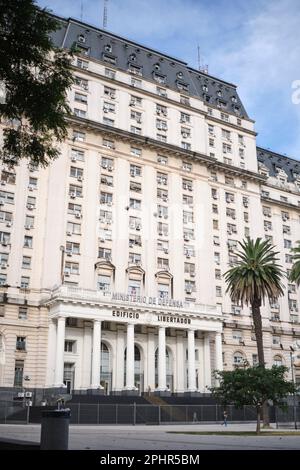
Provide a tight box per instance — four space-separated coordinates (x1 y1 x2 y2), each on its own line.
0 15 299 400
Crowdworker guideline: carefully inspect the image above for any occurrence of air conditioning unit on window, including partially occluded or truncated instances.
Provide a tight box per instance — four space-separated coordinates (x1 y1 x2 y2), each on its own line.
26 204 34 210
75 212 81 218
185 288 192 294
1 263 7 269
66 231 72 236
70 192 76 199
190 273 195 278
6 222 12 227
107 201 112 206
64 271 70 277
71 156 77 162
77 176 83 181
25 391 32 398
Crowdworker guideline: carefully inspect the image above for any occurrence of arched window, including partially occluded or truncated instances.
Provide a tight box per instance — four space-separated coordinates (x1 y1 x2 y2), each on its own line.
104 44 112 53
273 355 283 366
233 351 245 366
101 342 110 374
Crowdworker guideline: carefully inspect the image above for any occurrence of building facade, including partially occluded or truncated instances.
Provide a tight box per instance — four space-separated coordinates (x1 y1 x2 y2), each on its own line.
0 16 299 397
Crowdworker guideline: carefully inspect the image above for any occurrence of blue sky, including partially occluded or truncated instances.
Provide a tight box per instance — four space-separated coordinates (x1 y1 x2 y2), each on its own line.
37 0 300 159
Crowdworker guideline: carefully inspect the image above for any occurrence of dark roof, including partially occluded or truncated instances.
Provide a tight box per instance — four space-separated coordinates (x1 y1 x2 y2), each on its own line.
257 147 300 182
50 15 248 118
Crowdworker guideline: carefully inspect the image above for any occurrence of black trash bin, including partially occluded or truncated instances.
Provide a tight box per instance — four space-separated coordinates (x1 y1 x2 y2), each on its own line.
40 409 71 450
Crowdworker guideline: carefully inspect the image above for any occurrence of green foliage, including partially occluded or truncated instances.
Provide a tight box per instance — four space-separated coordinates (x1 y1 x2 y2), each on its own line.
289 241 300 286
0 0 74 167
210 366 296 410
224 237 285 306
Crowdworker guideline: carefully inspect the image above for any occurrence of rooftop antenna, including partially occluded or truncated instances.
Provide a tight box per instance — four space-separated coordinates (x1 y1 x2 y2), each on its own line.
198 45 209 74
80 0 83 21
103 0 108 29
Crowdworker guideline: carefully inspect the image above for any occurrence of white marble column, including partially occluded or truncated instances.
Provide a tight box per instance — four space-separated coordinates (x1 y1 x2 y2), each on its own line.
203 333 211 390
54 317 66 387
215 332 223 372
46 319 57 387
81 322 92 389
188 329 196 392
157 326 167 391
91 320 103 389
113 324 125 391
175 330 185 394
147 328 156 391
125 323 135 390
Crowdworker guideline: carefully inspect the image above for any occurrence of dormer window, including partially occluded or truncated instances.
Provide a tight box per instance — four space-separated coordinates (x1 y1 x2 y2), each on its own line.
128 63 142 76
129 53 136 62
202 84 208 92
231 95 237 103
177 71 183 79
103 53 116 65
176 81 189 92
154 63 160 71
153 72 166 84
217 90 222 97
104 44 112 53
77 34 86 43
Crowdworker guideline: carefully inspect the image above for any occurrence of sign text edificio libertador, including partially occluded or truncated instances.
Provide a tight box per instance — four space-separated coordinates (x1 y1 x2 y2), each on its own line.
111 292 184 308
112 310 191 324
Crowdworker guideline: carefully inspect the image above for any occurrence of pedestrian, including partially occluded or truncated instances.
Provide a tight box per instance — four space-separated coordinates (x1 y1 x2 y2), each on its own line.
222 410 228 427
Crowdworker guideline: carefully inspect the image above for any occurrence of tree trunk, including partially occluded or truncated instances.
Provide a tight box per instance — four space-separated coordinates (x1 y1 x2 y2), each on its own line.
256 406 261 434
251 300 270 427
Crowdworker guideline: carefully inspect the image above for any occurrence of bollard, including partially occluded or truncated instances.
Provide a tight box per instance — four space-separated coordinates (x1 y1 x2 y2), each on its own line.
40 409 71 450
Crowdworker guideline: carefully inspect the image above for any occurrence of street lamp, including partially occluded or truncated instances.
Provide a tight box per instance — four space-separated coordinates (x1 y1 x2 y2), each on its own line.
289 346 297 430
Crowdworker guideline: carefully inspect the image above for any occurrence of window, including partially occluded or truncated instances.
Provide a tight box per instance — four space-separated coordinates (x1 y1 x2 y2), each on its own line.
157 87 167 97
273 355 283 366
131 110 142 123
233 330 243 341
64 340 76 353
98 247 112 260
209 138 215 147
213 219 219 230
72 130 86 142
223 143 232 154
130 125 141 135
105 68 116 79
100 175 113 187
157 257 169 270
16 336 26 350
233 352 244 365
24 236 33 248
216 286 222 297
76 58 88 70
64 262 79 275
221 112 229 122
103 101 115 113
100 192 113 205
0 273 7 285
68 203 82 216
284 239 292 249
98 274 111 292
252 354 258 366
285 254 293 264
0 191 14 204
222 129 231 141
131 77 142 88
180 95 190 105
18 307 27 320
0 252 8 266
185 280 195 293
74 76 88 90
14 360 24 387
69 184 83 197
66 222 81 235
130 95 142 106
66 242 80 255
129 198 141 210
22 256 31 269
103 87 116 101
74 92 87 104
157 172 168 186
1 171 16 184
102 138 115 149
21 276 30 288
156 119 167 131
128 279 141 296
180 112 190 123
215 269 221 280
158 283 169 299
183 211 194 224
181 141 191 150
103 117 114 127
272 335 281 346
184 262 195 275
130 164 142 177
129 147 142 159
157 155 167 166
0 211 12 223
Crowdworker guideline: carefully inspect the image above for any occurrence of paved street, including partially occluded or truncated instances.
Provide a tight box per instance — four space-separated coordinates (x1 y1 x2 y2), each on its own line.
0 423 299 450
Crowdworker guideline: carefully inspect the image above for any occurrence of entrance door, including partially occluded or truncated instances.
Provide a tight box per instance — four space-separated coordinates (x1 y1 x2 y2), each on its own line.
63 363 75 392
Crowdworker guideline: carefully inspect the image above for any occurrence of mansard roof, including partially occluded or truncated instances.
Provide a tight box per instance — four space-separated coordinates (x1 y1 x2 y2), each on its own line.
50 15 248 118
257 147 300 183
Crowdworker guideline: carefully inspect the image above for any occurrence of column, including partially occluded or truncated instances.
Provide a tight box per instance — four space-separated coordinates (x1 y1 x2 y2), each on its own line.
175 330 185 394
81 322 92 389
91 320 102 389
46 319 57 387
54 317 66 387
147 328 156 391
203 333 211 390
157 326 167 391
125 323 135 390
188 329 196 392
215 332 223 372
113 324 125 392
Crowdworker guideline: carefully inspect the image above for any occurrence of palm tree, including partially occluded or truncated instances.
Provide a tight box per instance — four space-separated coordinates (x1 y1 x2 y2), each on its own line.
289 242 300 286
224 238 285 425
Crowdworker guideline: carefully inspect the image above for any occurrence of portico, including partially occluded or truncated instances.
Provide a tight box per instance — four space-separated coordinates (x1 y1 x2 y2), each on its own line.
46 286 223 395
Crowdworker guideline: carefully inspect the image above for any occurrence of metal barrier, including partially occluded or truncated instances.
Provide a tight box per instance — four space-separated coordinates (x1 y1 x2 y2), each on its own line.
0 402 298 426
